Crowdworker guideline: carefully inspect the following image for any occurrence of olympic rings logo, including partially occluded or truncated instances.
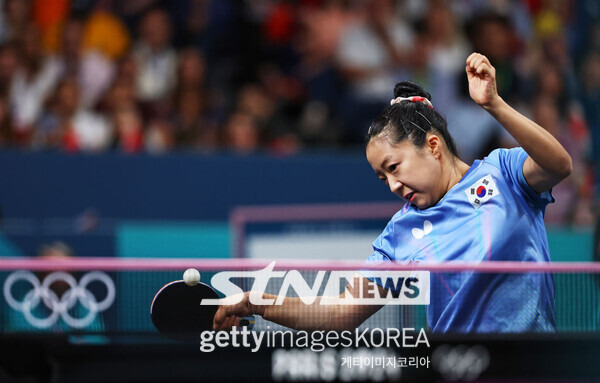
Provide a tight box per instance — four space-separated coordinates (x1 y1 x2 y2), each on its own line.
3 271 115 329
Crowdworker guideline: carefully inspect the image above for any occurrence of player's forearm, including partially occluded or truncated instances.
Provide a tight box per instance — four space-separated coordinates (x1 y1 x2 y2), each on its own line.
258 295 359 331
260 296 331 330
484 97 572 178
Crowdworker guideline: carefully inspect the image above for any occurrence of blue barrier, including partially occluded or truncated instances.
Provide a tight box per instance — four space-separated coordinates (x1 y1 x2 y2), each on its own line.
0 150 394 257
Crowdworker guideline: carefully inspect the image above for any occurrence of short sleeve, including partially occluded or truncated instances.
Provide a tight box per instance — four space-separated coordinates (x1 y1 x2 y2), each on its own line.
362 220 396 286
487 147 554 210
366 219 396 264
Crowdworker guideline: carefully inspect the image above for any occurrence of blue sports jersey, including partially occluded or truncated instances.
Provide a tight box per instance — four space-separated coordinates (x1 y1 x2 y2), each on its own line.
367 147 557 333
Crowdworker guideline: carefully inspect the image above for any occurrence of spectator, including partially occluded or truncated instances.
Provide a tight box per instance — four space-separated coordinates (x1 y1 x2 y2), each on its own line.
417 0 470 114
422 0 469 77
293 2 349 146
176 47 206 92
236 83 276 128
0 0 32 44
223 111 260 154
335 0 414 142
34 76 112 152
0 42 18 89
132 8 177 103
9 23 61 144
103 69 144 153
111 106 144 153
145 118 174 153
170 46 219 150
465 12 523 102
533 62 569 116
33 0 69 52
170 88 217 150
81 6 131 61
54 17 116 109
336 0 413 101
233 81 301 153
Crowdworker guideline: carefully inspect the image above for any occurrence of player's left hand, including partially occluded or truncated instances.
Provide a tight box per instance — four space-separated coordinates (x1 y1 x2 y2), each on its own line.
466 52 499 109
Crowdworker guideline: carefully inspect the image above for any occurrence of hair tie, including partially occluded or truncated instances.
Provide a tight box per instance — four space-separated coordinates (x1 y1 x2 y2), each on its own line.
390 96 433 109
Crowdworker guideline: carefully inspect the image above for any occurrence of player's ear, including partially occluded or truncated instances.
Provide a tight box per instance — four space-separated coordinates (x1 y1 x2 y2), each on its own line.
426 134 441 160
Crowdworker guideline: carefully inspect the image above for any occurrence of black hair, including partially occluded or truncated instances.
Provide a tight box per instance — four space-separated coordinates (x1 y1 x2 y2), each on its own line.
366 81 459 158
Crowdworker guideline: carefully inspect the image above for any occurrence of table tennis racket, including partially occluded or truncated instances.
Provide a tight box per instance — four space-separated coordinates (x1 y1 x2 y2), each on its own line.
150 280 254 341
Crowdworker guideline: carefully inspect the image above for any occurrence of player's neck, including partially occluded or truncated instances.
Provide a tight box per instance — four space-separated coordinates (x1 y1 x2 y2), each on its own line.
443 158 471 194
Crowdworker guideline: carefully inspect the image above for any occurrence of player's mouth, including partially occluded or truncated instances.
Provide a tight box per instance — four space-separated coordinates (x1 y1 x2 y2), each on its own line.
404 192 415 202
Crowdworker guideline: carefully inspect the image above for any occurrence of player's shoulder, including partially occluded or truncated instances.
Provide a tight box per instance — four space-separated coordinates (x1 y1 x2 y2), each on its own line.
481 147 527 172
482 147 517 163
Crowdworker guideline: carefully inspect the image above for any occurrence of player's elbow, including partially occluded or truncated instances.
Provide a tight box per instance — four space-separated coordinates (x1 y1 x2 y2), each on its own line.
555 154 573 180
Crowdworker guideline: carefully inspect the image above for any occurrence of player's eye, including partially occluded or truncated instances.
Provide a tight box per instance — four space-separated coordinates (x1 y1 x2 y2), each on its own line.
388 164 398 172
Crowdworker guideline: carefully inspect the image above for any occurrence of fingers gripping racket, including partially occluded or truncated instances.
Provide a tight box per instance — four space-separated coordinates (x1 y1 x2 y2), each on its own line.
150 280 254 341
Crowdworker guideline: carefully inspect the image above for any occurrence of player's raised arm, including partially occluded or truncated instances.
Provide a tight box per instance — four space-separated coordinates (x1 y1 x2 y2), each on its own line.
465 52 572 193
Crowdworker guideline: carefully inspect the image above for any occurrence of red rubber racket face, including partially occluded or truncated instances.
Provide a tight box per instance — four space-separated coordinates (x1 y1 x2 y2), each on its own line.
150 281 219 341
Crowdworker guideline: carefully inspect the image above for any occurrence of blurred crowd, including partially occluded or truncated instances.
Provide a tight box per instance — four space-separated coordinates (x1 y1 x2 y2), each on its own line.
0 0 598 225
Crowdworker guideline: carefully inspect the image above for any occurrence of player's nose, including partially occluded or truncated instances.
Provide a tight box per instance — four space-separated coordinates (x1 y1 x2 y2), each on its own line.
389 178 402 194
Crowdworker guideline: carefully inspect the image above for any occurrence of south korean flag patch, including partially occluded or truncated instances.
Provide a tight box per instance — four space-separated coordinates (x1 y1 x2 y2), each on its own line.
465 174 499 208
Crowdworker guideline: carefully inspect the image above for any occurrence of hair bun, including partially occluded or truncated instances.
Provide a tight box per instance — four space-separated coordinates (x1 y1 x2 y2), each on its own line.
393 81 431 101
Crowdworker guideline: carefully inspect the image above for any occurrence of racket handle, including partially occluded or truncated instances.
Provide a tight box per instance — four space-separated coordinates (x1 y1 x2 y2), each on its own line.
239 316 255 330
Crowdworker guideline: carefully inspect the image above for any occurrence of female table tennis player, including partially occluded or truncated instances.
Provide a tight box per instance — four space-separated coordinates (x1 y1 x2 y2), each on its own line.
214 53 571 333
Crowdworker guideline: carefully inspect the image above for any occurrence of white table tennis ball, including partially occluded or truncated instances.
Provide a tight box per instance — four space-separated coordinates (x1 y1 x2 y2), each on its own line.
183 268 200 286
